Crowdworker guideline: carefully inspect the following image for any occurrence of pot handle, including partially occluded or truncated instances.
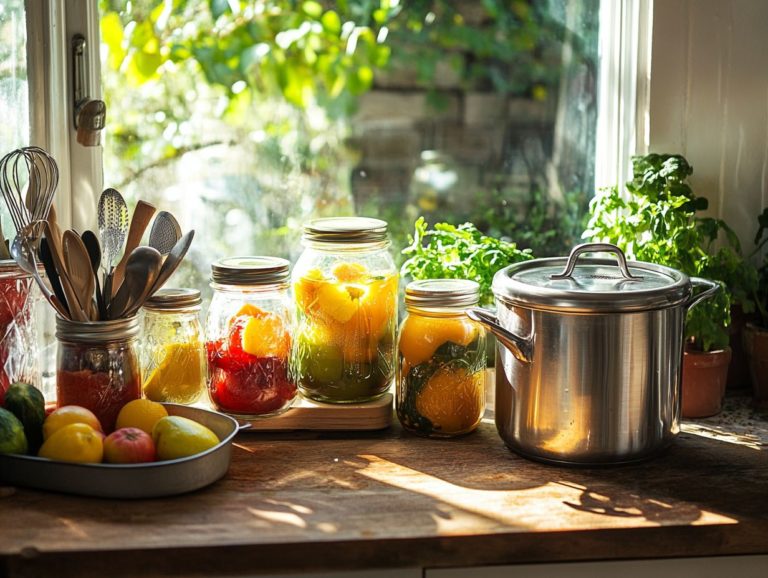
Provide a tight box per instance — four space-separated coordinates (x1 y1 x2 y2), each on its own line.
685 277 720 312
467 308 532 364
550 242 643 281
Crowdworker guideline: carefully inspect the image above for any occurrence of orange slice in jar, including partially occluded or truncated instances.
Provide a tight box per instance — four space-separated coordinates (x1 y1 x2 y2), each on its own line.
398 314 479 366
332 262 368 282
294 268 326 318
241 312 291 359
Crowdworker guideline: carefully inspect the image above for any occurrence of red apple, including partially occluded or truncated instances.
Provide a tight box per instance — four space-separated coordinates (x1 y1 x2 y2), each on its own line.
103 427 156 464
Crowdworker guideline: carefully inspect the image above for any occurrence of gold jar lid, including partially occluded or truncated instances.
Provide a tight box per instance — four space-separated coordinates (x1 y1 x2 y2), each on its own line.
302 217 388 244
211 256 290 286
405 279 480 311
144 288 202 311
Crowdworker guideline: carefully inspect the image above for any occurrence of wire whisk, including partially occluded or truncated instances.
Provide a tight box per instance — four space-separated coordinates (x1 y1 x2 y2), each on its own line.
0 146 59 236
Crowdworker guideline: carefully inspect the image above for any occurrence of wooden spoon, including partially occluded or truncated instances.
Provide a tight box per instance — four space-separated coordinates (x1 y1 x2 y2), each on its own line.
44 221 87 321
63 230 96 320
110 200 156 298
108 246 162 320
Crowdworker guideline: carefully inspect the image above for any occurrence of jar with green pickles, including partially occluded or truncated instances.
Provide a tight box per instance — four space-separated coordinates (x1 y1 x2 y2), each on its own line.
291 217 398 403
396 279 486 437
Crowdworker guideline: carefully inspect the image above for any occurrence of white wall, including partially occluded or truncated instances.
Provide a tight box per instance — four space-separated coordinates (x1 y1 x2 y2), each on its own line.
649 0 768 252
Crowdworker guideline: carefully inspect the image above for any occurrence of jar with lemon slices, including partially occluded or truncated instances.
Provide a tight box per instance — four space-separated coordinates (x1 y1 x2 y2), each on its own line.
141 289 207 405
397 279 486 437
206 257 296 417
292 217 398 404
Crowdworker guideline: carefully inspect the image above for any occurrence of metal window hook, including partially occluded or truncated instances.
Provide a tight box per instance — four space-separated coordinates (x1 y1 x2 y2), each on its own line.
72 34 106 147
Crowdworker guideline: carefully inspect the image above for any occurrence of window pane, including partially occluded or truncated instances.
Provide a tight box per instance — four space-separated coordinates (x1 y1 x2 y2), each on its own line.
0 0 29 234
100 0 600 299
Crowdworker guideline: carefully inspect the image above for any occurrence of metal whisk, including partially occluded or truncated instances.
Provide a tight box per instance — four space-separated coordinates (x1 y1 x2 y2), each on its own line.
0 146 59 236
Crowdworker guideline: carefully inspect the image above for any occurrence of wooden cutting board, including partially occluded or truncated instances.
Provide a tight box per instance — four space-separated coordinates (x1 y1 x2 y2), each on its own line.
230 393 394 432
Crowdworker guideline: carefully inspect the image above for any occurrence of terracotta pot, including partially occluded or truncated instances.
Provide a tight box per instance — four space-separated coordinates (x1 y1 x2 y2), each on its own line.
726 304 756 390
744 323 768 410
681 346 732 418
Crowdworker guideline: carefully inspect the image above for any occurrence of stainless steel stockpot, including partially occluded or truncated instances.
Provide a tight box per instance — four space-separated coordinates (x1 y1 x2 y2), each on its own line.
468 243 719 465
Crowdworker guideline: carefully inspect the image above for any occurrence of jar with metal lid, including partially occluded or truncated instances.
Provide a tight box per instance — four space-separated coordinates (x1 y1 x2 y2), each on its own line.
291 217 398 404
396 279 486 437
141 288 206 405
206 256 296 418
56 316 141 432
0 260 40 404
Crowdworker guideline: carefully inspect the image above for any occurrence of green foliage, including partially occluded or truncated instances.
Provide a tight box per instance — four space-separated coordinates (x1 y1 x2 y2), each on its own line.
401 217 533 306
585 153 757 352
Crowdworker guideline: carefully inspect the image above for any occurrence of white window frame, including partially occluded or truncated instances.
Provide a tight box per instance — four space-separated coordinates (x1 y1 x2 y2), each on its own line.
26 0 649 222
26 0 102 232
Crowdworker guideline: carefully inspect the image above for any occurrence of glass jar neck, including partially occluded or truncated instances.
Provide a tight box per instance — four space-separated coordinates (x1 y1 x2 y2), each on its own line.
144 305 201 315
210 281 289 293
303 239 391 253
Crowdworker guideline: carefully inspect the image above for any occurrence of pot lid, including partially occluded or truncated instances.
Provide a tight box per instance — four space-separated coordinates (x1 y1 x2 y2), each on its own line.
493 243 691 313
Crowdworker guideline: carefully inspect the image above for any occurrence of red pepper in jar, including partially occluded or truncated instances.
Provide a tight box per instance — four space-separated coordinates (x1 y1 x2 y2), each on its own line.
206 307 296 416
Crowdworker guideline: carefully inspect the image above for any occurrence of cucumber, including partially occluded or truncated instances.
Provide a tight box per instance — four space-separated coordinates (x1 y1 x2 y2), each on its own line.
3 382 45 453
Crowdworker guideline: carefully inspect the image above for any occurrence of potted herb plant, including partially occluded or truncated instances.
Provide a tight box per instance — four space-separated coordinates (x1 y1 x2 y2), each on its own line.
744 208 768 409
584 153 749 417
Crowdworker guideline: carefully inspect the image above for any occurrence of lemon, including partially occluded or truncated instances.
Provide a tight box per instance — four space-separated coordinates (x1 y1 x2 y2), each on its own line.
43 405 103 440
152 416 220 460
38 423 103 463
143 343 206 404
415 367 485 435
115 399 169 435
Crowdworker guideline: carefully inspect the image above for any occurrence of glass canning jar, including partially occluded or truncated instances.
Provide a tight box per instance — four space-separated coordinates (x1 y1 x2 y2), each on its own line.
206 257 296 418
56 316 142 432
141 288 206 404
291 217 398 404
0 260 40 404
396 279 486 437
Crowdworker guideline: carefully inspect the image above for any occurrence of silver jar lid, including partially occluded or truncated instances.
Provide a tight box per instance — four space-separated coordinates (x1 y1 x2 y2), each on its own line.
56 315 141 343
405 279 480 310
211 256 290 286
492 243 691 313
302 217 388 244
144 288 201 310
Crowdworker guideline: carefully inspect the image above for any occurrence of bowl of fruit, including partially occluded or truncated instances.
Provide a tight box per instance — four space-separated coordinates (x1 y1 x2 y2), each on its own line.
0 383 244 498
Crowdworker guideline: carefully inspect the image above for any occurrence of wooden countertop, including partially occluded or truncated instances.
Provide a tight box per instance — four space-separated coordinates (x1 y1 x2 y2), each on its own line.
1 396 767 578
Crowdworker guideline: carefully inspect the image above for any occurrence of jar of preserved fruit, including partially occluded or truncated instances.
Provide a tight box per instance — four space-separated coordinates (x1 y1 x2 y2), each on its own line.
396 279 486 437
0 260 40 404
206 257 296 418
141 288 206 404
56 316 141 432
292 217 398 404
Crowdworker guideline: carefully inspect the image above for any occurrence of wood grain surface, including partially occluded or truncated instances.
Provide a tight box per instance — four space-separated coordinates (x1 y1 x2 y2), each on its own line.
1 398 767 578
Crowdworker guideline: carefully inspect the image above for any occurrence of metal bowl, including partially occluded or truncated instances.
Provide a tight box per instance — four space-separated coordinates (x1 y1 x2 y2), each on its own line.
0 404 243 498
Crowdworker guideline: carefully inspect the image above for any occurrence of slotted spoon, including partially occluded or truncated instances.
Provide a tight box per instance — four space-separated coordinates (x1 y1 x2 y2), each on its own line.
148 210 182 256
97 188 129 307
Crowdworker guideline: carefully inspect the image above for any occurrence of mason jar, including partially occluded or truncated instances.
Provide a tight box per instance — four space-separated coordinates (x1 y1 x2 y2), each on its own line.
206 257 296 418
0 260 40 404
396 279 486 437
291 217 398 404
56 316 142 432
141 288 206 404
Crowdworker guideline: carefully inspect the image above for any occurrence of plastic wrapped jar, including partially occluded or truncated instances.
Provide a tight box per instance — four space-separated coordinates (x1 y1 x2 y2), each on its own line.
0 260 40 404
56 316 141 432
396 279 486 437
292 217 398 404
206 257 296 418
141 288 206 404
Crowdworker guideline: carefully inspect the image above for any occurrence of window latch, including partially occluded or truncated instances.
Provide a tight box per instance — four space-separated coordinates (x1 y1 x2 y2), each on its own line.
72 34 106 147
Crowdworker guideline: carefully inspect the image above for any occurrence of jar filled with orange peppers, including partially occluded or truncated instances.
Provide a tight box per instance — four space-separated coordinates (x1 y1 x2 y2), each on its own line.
397 279 486 437
206 257 296 418
291 217 398 404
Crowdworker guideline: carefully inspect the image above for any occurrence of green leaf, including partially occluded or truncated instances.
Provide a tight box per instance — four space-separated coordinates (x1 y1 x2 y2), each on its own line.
302 1 323 19
209 0 231 19
321 10 341 34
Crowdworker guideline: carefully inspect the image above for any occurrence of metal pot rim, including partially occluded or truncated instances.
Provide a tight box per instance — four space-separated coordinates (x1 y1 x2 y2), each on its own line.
493 256 692 313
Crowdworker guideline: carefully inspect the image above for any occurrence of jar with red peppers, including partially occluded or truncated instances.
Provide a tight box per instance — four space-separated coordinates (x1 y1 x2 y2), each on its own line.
206 257 296 418
55 316 142 432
